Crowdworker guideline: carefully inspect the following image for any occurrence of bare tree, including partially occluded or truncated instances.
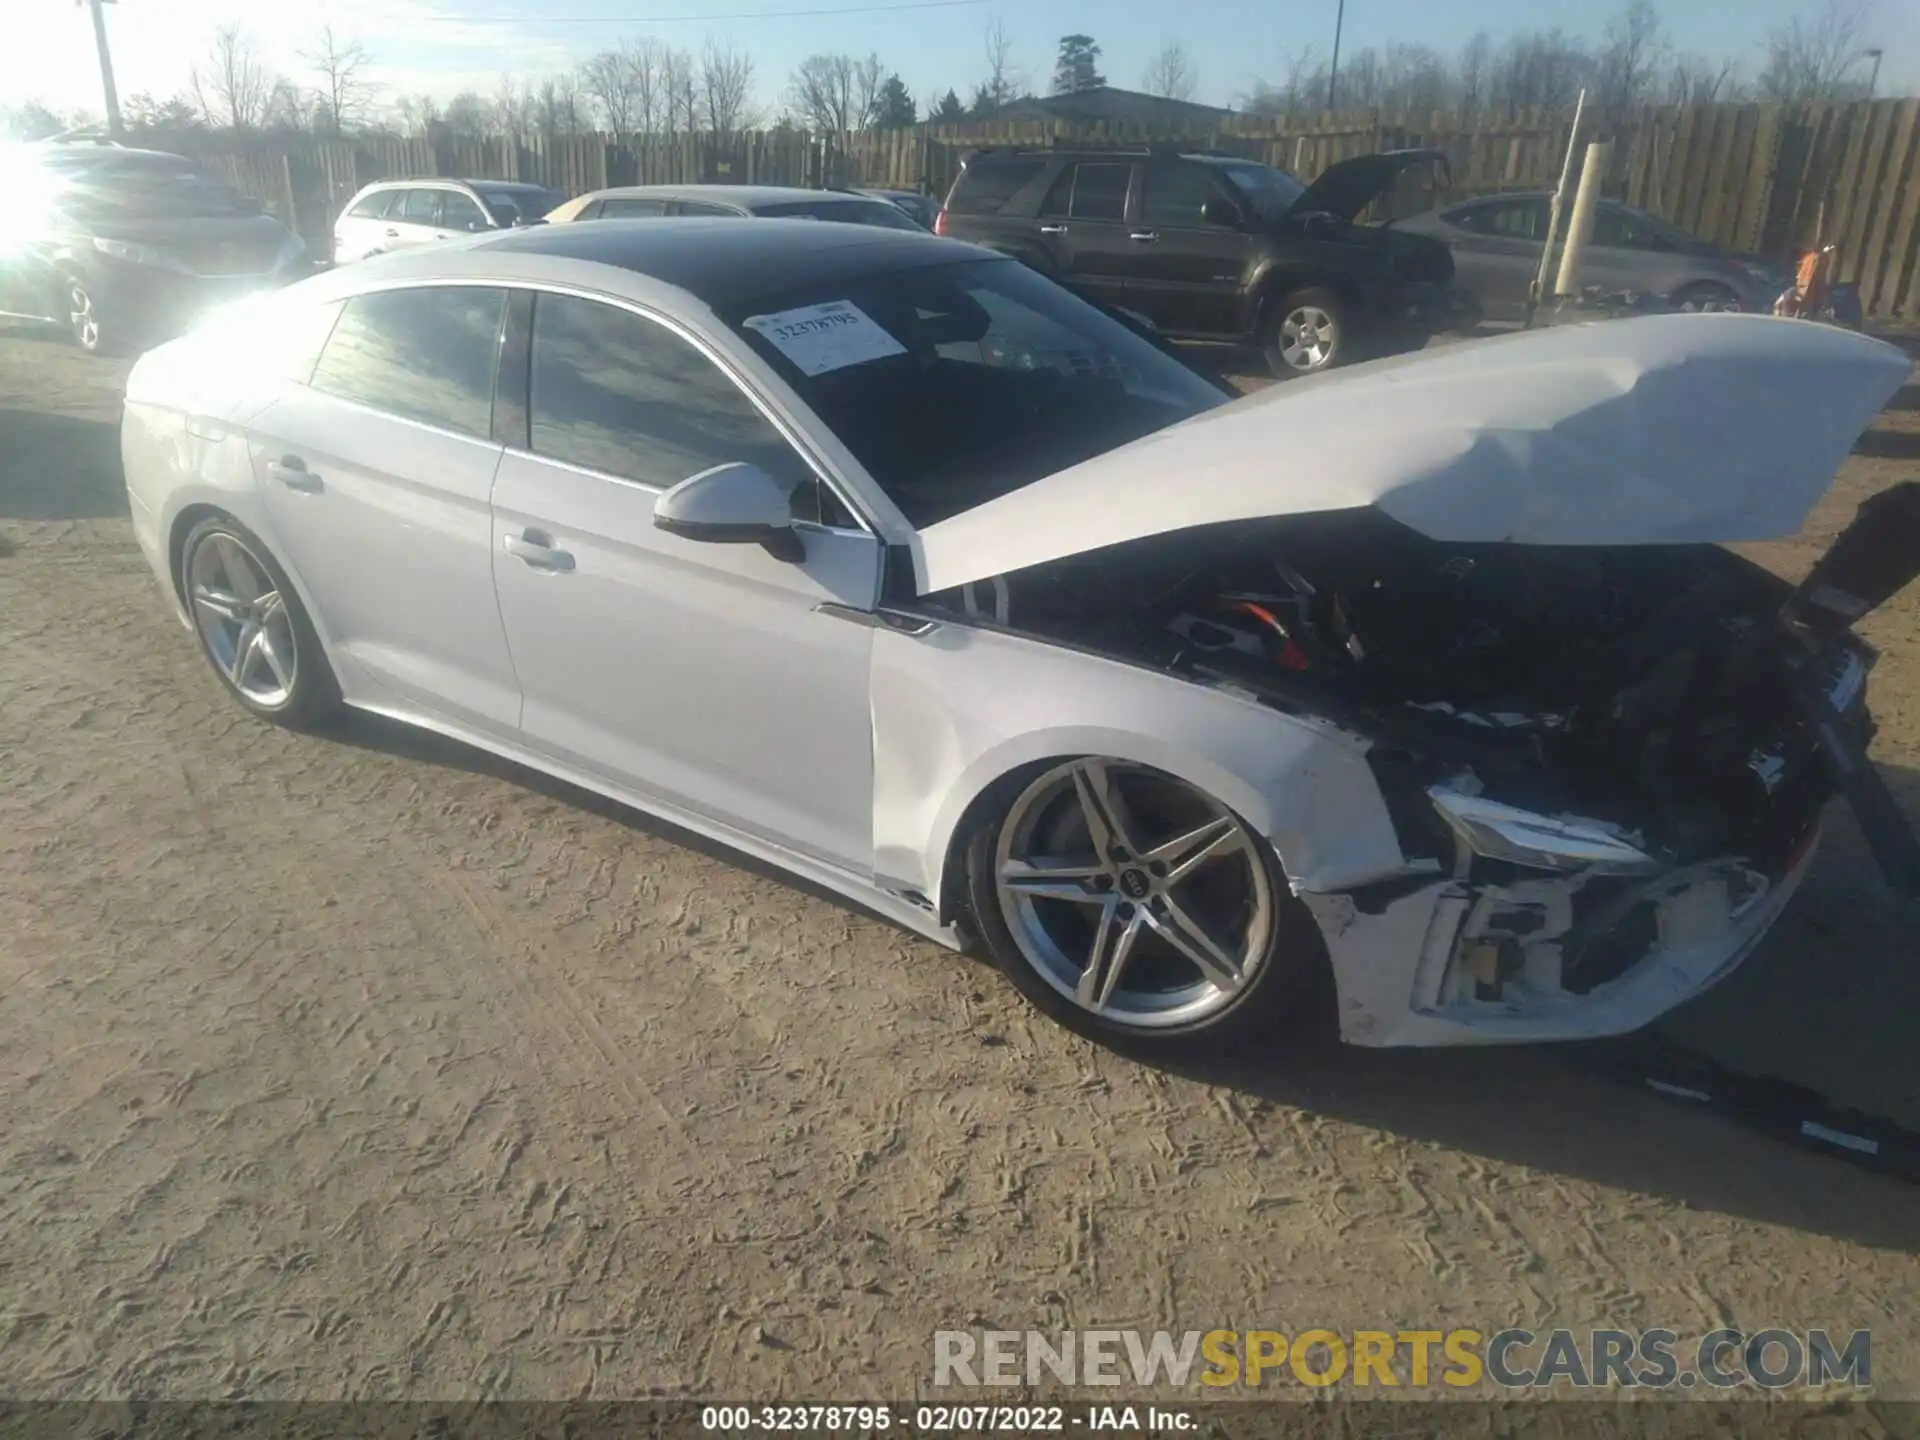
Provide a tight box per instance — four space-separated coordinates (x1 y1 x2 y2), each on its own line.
494 77 534 148
787 53 885 134
536 74 587 138
192 25 276 132
1141 42 1197 102
700 37 756 135
1243 46 1325 121
1457 32 1493 115
969 17 1022 115
1757 0 1879 102
661 46 700 133
1663 53 1743 104
441 90 494 140
303 26 374 136
394 92 440 137
1594 0 1665 111
581 40 668 137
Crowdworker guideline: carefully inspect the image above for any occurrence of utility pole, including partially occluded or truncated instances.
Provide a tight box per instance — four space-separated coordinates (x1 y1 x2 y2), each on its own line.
81 0 124 139
1326 0 1345 110
1865 48 1884 99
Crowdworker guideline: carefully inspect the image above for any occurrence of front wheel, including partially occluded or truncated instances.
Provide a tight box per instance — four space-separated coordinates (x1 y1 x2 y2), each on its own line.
1261 286 1350 378
965 757 1330 1053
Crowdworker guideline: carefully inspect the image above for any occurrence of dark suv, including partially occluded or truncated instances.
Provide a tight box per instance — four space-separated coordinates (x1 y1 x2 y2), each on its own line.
935 146 1476 376
0 144 310 355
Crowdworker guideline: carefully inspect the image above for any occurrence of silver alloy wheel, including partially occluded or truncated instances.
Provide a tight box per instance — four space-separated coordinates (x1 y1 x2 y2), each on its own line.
186 532 299 708
992 759 1275 1028
1279 304 1337 371
68 284 99 351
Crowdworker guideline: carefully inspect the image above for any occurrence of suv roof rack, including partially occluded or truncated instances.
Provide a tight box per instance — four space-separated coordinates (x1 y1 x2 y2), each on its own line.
965 139 1240 160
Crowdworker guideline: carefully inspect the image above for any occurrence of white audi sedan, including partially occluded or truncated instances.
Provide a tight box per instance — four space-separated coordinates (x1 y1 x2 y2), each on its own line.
121 220 1916 1053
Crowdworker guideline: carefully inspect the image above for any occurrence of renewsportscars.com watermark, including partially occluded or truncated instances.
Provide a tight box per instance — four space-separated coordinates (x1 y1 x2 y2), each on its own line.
933 1328 1872 1392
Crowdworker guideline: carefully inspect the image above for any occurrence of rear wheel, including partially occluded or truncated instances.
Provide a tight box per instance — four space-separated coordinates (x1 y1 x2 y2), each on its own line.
1261 286 1350 378
965 757 1330 1053
180 516 339 730
63 276 113 355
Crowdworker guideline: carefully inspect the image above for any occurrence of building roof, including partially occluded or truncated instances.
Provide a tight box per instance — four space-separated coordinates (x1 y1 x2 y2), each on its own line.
980 85 1234 125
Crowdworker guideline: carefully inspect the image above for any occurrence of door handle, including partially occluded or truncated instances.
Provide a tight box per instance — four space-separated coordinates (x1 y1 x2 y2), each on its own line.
384 227 400 237
502 529 575 572
1038 223 1068 235
1129 230 1159 242
267 456 322 493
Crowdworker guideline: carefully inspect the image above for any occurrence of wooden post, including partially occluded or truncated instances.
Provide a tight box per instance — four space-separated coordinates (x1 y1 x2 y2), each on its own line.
1555 139 1613 298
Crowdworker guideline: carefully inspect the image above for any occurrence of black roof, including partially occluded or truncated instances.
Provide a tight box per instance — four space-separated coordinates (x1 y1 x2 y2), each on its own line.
478 217 996 310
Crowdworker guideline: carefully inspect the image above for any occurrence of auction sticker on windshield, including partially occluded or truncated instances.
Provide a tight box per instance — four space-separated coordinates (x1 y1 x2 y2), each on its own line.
744 301 906 376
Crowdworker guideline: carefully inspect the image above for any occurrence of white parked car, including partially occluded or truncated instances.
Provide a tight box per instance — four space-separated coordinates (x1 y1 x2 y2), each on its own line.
332 178 564 263
121 219 1917 1053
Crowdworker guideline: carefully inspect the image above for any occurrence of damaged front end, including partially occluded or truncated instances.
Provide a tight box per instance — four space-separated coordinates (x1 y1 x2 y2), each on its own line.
928 481 1920 1046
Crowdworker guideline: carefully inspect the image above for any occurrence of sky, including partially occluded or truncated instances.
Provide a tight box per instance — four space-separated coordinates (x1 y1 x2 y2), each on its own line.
7 0 1917 124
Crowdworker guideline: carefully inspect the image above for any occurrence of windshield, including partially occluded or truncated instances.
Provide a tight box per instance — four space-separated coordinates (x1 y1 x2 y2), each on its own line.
1215 162 1306 222
482 187 562 220
755 199 926 231
724 258 1226 528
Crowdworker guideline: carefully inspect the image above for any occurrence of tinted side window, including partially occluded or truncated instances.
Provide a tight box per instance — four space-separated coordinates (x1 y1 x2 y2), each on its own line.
1455 199 1546 239
1069 163 1131 222
1139 161 1220 228
601 196 668 218
310 286 506 437
948 157 1047 216
673 200 735 217
1039 168 1074 218
398 189 441 224
349 191 396 219
528 294 833 520
440 191 487 230
1592 205 1671 250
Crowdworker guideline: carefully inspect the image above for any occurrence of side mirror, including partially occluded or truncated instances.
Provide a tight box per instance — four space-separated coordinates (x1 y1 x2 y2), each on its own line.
654 462 804 562
1201 197 1243 227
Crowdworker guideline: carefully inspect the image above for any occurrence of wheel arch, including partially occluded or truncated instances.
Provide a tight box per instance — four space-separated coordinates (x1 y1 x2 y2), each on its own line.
165 498 343 673
1249 263 1361 332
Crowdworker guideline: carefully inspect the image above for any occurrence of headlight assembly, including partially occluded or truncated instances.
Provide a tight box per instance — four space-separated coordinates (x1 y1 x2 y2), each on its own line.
1428 784 1663 875
91 237 194 274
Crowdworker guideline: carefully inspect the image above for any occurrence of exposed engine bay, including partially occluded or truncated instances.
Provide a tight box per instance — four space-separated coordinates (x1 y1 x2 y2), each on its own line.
924 486 1920 1009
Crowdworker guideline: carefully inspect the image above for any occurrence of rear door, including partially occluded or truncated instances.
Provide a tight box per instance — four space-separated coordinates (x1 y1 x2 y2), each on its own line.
436 188 491 239
246 283 522 733
1441 197 1548 320
387 188 447 250
1124 159 1255 337
1037 162 1137 309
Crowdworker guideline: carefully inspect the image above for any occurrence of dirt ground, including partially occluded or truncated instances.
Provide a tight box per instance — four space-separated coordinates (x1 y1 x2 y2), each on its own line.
1 326 1918 1403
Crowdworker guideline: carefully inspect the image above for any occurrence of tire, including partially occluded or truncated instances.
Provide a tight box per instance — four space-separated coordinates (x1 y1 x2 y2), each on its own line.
179 515 339 731
1672 282 1741 314
963 757 1332 1055
1261 286 1351 378
61 275 115 355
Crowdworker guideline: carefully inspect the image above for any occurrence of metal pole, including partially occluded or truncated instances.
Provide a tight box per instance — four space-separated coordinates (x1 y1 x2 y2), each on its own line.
84 0 124 139
1555 139 1612 298
1327 0 1345 112
1528 86 1586 322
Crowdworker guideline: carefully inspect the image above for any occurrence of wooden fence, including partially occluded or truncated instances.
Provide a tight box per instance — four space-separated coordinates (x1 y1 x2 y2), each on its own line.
185 98 1920 318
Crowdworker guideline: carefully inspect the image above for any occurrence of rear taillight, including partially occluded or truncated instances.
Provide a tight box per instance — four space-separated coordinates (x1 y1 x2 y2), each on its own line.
933 209 948 236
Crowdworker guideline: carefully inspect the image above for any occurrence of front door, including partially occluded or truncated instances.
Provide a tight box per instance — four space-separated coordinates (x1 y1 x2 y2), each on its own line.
1445 197 1550 321
247 283 522 733
1123 159 1255 337
489 290 880 874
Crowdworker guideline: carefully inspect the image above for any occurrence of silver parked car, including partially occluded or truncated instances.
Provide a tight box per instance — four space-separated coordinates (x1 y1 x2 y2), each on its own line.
120 219 1915 1054
543 183 928 231
332 178 564 263
1391 193 1789 321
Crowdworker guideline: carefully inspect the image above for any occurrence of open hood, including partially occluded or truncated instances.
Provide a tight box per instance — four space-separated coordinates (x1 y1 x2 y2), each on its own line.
1287 147 1449 223
911 314 1911 596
